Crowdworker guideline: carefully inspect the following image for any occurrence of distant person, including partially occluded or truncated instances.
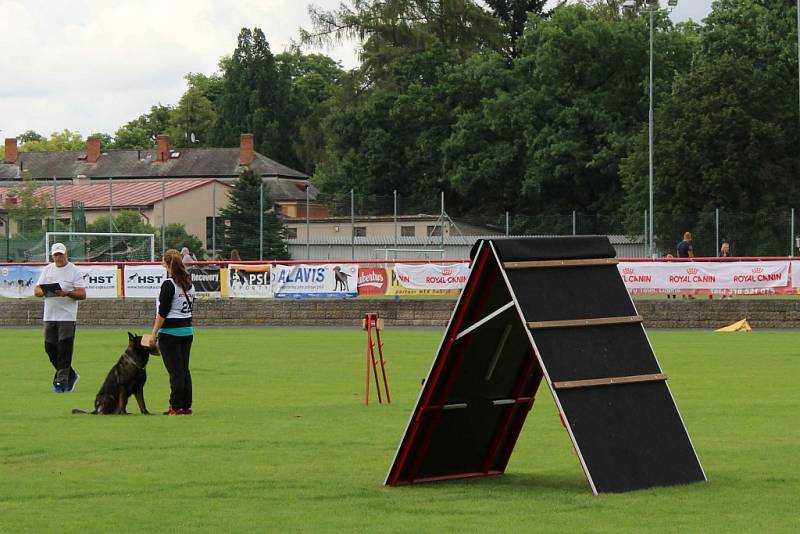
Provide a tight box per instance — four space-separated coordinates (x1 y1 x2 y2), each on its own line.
34 243 87 393
677 232 695 258
180 247 197 263
720 241 731 257
229 249 242 262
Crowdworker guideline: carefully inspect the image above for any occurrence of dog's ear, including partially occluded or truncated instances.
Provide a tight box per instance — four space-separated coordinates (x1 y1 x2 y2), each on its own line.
128 332 135 342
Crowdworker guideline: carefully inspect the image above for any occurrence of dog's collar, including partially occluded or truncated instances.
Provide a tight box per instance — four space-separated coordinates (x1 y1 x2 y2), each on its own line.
122 353 144 370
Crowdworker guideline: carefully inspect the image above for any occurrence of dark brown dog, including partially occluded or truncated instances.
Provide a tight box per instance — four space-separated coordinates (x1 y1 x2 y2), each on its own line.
72 332 160 415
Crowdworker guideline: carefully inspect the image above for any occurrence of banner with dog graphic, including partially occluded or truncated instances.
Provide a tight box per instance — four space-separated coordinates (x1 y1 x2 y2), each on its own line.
76 265 119 298
228 263 274 298
273 263 358 298
123 265 168 298
0 265 43 298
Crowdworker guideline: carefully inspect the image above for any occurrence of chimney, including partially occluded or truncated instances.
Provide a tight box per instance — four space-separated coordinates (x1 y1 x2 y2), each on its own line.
239 133 254 166
86 136 101 163
156 134 170 162
4 138 18 164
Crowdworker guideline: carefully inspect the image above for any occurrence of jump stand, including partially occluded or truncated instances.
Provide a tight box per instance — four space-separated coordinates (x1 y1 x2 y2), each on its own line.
363 312 391 406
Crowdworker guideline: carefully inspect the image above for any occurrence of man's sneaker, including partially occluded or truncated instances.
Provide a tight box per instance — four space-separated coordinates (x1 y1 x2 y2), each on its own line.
183 407 192 415
52 382 65 394
64 373 80 393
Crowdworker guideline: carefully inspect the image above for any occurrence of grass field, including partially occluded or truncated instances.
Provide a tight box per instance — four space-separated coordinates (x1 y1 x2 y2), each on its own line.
1 327 798 533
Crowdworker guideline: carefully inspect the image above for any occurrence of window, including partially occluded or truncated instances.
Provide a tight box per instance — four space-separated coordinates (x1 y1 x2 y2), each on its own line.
400 225 415 237
427 225 442 237
286 227 298 239
353 226 367 237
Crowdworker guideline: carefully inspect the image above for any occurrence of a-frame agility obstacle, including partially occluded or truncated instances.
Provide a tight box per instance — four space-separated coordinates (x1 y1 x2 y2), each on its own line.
385 237 706 493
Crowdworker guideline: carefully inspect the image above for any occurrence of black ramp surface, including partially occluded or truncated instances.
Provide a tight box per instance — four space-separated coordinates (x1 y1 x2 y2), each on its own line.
557 382 705 493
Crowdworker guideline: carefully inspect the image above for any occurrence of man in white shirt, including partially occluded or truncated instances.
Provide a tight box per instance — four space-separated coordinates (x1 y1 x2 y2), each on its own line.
34 243 87 393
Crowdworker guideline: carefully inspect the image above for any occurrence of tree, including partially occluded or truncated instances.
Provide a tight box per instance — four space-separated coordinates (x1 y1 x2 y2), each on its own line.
483 0 549 59
112 105 174 149
86 210 206 259
6 176 51 239
620 0 799 256
19 129 87 152
211 28 293 166
218 168 289 260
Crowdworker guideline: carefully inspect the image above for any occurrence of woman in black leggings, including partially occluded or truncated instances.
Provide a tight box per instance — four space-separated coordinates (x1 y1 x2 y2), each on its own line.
149 249 196 415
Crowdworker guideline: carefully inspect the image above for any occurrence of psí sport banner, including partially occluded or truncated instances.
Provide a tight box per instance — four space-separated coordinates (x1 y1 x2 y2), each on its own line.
123 265 167 298
0 265 43 298
273 263 358 298
618 261 792 294
392 263 471 291
228 263 274 298
77 265 118 298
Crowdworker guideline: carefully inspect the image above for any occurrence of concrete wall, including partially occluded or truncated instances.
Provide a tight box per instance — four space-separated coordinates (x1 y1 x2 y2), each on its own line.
1 298 799 329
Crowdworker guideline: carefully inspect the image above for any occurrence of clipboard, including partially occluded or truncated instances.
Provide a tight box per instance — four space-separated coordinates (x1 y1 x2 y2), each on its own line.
40 283 62 297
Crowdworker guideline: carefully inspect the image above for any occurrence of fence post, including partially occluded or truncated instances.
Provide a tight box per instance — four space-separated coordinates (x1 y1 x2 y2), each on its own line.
307 184 311 260
644 209 647 258
715 208 719 257
52 176 57 233
393 190 397 248
792 208 795 257
572 210 576 236
506 211 509 236
350 188 354 260
108 177 113 258
161 180 166 257
211 181 216 259
259 182 264 261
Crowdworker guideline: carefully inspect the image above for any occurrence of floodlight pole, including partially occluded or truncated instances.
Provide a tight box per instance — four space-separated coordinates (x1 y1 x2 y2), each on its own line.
648 6 655 258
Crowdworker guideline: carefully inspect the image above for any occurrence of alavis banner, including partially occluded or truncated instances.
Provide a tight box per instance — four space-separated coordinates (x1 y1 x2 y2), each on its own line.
0 265 43 298
123 265 167 298
228 263 274 298
273 263 358 298
77 265 118 298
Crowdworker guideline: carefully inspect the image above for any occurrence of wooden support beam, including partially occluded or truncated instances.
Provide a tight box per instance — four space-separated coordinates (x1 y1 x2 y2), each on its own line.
503 258 618 269
553 373 667 390
528 315 642 330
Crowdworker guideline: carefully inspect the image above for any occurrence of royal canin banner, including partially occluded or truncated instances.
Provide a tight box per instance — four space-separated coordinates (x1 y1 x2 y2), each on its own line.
393 263 471 290
618 261 792 294
77 265 118 298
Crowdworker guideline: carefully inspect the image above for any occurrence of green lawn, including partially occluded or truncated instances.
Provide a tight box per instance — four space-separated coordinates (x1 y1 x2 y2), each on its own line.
1 327 798 533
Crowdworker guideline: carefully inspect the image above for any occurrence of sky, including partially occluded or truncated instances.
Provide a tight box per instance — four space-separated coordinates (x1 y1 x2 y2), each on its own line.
0 0 713 141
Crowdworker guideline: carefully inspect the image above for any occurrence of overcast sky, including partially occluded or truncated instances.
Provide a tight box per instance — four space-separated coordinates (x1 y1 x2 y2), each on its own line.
0 0 712 141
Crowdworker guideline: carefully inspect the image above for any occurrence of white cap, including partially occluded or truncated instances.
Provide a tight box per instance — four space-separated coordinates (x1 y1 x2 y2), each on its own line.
51 243 67 255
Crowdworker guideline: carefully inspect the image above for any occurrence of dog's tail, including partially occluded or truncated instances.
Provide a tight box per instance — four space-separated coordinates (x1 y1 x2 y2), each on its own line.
71 408 97 415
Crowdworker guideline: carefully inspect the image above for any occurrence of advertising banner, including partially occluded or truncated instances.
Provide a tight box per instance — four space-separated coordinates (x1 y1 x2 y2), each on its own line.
0 265 43 298
357 267 390 296
792 261 800 289
273 263 358 298
385 268 461 296
618 261 791 294
228 263 274 298
188 265 221 297
392 263 470 291
123 265 167 298
77 265 118 298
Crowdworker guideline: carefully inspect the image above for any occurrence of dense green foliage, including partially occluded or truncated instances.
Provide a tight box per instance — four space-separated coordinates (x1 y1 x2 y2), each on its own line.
218 167 289 260
1 328 798 531
12 1 800 254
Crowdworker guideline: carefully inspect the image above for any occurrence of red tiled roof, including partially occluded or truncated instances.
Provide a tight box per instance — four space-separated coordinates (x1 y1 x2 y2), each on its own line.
0 179 231 210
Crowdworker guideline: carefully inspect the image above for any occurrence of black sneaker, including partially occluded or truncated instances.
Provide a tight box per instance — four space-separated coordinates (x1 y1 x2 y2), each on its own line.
52 382 65 394
64 373 80 393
